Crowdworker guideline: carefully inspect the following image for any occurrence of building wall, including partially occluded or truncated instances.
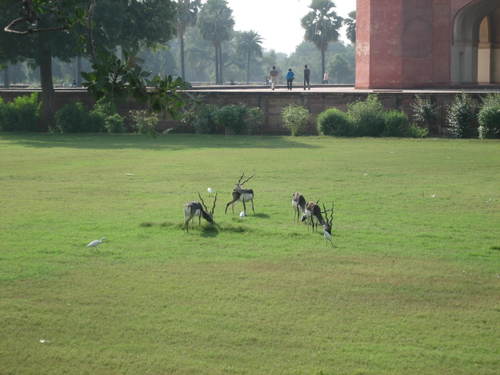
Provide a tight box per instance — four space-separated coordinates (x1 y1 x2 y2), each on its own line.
355 0 499 88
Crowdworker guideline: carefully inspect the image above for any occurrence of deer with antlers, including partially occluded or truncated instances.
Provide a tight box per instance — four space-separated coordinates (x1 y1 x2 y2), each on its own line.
184 193 217 231
301 201 325 231
322 202 335 246
225 173 255 215
292 192 307 222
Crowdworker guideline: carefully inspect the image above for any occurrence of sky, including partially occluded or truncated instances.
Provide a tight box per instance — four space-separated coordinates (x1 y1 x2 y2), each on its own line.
227 0 357 55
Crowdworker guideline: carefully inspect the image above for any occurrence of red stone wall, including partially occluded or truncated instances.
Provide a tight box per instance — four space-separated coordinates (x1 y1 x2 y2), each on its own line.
355 0 478 88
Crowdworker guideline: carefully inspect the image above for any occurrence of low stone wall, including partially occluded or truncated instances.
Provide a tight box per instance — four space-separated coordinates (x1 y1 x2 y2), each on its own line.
1 88 497 135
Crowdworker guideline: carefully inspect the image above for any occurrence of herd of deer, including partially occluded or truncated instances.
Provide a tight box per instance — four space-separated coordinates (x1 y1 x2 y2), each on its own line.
184 173 335 245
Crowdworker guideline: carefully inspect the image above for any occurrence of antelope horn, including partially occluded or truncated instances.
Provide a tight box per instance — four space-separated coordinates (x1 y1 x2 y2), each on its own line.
197 193 208 211
211 193 218 215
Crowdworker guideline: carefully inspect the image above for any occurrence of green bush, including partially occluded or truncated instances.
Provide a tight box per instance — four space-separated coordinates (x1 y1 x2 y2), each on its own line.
382 110 410 137
281 105 310 136
0 93 40 131
478 94 500 138
347 94 385 136
130 110 159 136
411 95 438 131
447 93 478 138
317 108 352 136
54 102 92 133
245 106 264 135
215 104 248 135
185 104 220 134
104 113 125 133
407 124 429 138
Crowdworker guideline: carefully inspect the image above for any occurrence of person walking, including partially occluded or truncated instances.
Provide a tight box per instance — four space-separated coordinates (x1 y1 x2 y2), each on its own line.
286 68 295 91
270 66 279 91
304 64 311 90
323 71 329 84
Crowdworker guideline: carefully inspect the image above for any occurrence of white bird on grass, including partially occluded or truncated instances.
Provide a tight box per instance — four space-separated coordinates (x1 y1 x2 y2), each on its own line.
239 211 246 218
87 237 106 248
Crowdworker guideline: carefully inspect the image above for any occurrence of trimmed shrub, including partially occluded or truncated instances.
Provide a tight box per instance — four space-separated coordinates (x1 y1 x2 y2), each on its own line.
382 110 410 137
317 108 353 136
188 104 220 134
104 113 125 133
130 110 159 136
281 105 310 136
407 124 429 138
347 94 385 136
411 95 438 132
245 106 264 135
215 104 248 135
447 93 478 138
478 94 500 138
54 102 92 133
0 93 40 131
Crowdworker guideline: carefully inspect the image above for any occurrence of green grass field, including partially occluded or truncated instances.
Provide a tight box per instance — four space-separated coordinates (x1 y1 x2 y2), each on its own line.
1 133 499 375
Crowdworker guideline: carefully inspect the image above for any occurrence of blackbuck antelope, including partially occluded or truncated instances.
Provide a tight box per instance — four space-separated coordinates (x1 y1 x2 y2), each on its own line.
225 173 255 215
322 203 335 246
301 201 325 231
184 193 217 231
292 192 307 222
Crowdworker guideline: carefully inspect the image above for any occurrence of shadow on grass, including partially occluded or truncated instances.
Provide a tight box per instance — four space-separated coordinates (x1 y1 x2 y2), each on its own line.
201 225 219 237
253 213 270 219
1 133 319 150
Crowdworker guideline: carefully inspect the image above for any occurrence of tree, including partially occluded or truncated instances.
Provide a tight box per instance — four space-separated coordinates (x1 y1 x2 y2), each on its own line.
301 0 343 79
328 53 354 84
176 0 201 81
236 31 263 84
198 0 234 84
345 11 356 44
1 0 178 129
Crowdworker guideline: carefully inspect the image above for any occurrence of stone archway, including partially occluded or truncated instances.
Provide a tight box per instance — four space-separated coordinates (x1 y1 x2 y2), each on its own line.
452 0 500 84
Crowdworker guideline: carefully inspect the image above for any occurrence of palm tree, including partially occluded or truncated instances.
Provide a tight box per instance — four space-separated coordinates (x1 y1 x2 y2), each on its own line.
198 0 234 84
345 11 356 44
301 0 343 80
237 31 263 84
176 0 201 81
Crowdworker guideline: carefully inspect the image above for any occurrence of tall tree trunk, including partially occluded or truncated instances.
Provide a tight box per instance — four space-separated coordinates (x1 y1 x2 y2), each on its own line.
180 33 186 81
3 65 10 88
38 32 55 131
247 51 252 84
321 48 326 82
76 55 82 87
214 44 219 84
218 45 223 84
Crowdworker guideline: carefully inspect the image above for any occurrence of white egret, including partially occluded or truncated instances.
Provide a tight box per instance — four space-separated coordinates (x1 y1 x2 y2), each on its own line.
87 238 106 248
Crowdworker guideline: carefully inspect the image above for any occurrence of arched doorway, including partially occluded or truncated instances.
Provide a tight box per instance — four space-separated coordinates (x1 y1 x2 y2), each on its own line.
452 0 500 84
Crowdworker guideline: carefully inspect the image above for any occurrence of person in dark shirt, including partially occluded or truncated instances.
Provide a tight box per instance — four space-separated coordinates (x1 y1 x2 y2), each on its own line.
304 65 311 90
286 68 295 91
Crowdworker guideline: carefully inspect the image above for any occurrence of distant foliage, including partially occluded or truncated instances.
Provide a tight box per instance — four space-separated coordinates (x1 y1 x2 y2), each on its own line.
347 94 385 136
104 113 125 133
130 110 159 136
90 99 124 134
0 93 40 132
411 95 438 131
281 105 310 136
244 106 264 135
478 94 500 139
54 102 93 134
317 108 352 136
183 103 220 134
447 93 478 138
215 104 248 135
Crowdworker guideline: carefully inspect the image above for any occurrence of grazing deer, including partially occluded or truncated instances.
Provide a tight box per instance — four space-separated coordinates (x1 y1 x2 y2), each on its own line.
301 201 325 231
292 192 306 222
322 202 334 246
184 193 217 231
225 173 255 215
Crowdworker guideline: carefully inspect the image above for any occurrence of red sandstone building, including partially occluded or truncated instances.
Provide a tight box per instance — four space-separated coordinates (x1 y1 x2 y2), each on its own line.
355 0 500 88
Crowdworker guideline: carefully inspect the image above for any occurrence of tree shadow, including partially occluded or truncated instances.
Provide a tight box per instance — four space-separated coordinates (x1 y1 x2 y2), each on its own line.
1 133 319 150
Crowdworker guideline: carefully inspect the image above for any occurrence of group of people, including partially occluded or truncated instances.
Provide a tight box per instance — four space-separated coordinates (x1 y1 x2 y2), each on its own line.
268 65 329 91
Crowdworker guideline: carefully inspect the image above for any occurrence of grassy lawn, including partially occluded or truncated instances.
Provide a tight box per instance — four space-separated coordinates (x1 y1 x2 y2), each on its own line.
0 133 499 375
